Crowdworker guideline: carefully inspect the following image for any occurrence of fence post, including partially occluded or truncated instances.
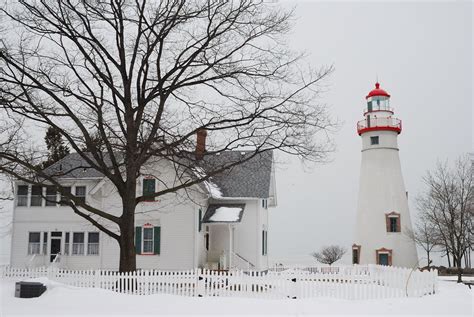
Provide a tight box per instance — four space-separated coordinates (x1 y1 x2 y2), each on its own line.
94 269 100 288
290 277 298 299
197 269 205 297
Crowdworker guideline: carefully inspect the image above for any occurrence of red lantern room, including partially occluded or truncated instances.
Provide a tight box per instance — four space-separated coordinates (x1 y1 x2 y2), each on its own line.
366 82 390 99
357 82 402 135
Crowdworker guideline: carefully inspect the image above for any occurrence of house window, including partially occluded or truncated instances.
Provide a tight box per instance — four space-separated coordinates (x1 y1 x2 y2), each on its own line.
45 186 57 206
143 227 154 254
87 232 99 255
370 136 379 145
30 185 43 207
262 199 268 209
42 232 48 255
28 232 41 255
135 225 160 255
72 232 85 255
60 187 72 206
143 178 156 200
64 232 70 255
17 185 28 206
385 212 401 233
262 230 268 256
75 186 86 204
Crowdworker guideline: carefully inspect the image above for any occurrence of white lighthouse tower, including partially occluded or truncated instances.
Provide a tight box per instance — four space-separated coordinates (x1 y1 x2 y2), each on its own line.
353 82 418 268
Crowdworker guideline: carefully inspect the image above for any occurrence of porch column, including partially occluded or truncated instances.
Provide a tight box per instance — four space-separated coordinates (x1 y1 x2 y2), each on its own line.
228 224 233 269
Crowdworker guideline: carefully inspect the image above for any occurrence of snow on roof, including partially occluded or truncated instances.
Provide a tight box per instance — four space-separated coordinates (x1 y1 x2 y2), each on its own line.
202 204 245 223
193 166 223 198
209 207 242 222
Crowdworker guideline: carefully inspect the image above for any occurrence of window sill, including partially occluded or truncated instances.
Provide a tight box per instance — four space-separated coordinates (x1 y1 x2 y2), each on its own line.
138 253 158 256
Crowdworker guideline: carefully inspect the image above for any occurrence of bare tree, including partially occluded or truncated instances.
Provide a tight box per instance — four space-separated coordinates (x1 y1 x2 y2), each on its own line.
405 214 440 268
311 245 346 266
0 1 337 271
417 155 474 282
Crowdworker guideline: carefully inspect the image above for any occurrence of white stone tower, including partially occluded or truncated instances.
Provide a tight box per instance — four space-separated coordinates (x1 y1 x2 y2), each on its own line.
352 82 418 268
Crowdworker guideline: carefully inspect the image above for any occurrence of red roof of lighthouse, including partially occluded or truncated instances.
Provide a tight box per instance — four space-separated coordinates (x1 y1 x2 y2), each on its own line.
366 82 390 99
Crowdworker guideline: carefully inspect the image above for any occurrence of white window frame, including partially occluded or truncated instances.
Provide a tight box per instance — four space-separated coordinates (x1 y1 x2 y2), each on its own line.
27 232 41 255
64 232 70 255
72 232 85 255
17 184 29 207
45 186 58 207
142 225 154 255
87 232 100 255
74 186 87 205
30 185 44 207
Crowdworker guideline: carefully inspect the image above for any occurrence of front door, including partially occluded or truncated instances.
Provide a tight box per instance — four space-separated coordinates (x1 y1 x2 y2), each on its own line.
50 232 62 262
378 253 389 266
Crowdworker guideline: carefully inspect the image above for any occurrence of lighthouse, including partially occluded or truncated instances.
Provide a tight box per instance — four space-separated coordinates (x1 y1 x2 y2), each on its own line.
353 82 418 268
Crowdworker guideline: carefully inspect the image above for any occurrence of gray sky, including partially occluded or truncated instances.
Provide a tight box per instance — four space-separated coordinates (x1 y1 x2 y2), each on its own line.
269 0 473 264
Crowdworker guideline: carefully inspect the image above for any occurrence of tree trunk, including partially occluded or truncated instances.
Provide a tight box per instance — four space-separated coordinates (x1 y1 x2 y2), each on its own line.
427 251 431 268
456 257 463 283
446 250 451 267
118 180 138 272
119 228 136 272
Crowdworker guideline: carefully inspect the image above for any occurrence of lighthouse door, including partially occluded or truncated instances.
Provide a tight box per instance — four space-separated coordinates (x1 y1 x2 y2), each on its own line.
378 253 389 266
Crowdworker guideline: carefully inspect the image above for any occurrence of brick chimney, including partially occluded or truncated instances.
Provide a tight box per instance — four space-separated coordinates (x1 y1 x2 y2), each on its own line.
196 129 207 160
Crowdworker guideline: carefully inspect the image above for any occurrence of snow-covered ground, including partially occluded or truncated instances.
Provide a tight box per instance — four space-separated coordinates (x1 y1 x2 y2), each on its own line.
0 276 472 316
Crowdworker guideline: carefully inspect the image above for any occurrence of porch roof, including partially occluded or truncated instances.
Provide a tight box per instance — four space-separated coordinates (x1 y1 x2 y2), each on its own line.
202 204 245 223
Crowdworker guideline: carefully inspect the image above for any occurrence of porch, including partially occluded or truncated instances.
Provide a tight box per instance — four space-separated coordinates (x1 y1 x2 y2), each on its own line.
201 204 255 271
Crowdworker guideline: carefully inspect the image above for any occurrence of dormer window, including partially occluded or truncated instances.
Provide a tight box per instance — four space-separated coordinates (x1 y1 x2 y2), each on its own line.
75 186 86 204
385 212 401 233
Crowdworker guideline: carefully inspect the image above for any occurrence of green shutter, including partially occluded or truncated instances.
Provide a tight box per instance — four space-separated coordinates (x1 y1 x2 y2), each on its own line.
198 209 202 232
153 226 161 255
143 179 156 198
135 226 142 254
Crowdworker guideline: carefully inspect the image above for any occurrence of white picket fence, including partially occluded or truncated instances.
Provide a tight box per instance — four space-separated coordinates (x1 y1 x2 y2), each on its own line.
0 265 438 300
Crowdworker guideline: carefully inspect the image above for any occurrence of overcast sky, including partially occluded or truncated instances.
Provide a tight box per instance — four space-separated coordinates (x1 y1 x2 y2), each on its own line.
269 0 473 264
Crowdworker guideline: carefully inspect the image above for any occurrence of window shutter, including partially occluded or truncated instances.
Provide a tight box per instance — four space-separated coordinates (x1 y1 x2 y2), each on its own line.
143 179 156 199
262 230 265 256
198 209 202 232
367 101 372 112
396 216 401 232
385 215 390 232
153 227 161 255
135 226 142 254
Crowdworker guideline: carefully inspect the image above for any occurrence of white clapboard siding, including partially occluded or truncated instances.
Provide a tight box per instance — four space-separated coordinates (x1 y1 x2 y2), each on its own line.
0 265 438 300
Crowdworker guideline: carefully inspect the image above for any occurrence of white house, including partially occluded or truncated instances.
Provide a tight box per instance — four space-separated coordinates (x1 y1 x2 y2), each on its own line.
9 136 277 271
353 82 418 268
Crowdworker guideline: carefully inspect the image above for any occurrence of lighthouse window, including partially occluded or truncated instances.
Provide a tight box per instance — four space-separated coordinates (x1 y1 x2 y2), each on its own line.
370 136 379 145
389 218 398 232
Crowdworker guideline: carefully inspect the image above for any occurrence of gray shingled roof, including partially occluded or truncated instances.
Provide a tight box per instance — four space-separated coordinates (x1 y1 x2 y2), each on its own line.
199 151 273 198
43 150 273 198
43 152 113 178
